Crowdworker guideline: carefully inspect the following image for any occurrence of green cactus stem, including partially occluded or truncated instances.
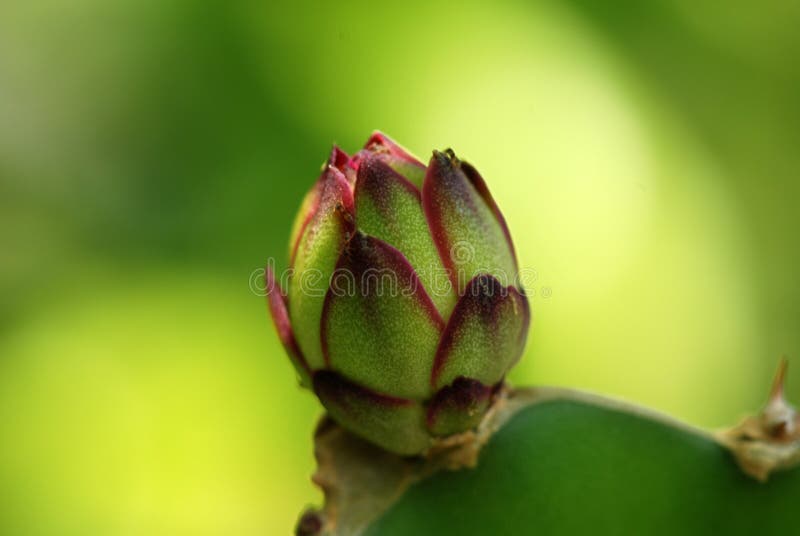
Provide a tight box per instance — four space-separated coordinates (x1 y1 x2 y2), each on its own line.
297 362 800 535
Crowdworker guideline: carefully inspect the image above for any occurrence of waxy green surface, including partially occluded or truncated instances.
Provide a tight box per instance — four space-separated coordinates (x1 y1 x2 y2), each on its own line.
365 399 800 535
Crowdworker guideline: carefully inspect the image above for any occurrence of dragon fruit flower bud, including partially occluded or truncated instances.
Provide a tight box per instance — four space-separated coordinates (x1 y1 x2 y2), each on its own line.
266 132 530 455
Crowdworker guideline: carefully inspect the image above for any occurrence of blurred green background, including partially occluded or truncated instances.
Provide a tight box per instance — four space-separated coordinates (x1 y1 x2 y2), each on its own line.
1 0 798 533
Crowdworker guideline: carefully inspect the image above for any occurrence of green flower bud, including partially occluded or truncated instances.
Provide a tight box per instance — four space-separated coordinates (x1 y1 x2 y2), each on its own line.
267 132 530 455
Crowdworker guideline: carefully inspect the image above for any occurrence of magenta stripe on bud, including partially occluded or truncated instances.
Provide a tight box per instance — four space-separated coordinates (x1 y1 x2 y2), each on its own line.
313 370 414 408
266 265 311 376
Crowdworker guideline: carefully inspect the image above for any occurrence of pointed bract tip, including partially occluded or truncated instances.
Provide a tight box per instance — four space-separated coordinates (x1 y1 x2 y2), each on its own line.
362 131 425 165
431 148 460 169
768 357 789 403
762 357 796 439
364 130 405 152
316 162 355 224
366 130 390 146
328 145 350 172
